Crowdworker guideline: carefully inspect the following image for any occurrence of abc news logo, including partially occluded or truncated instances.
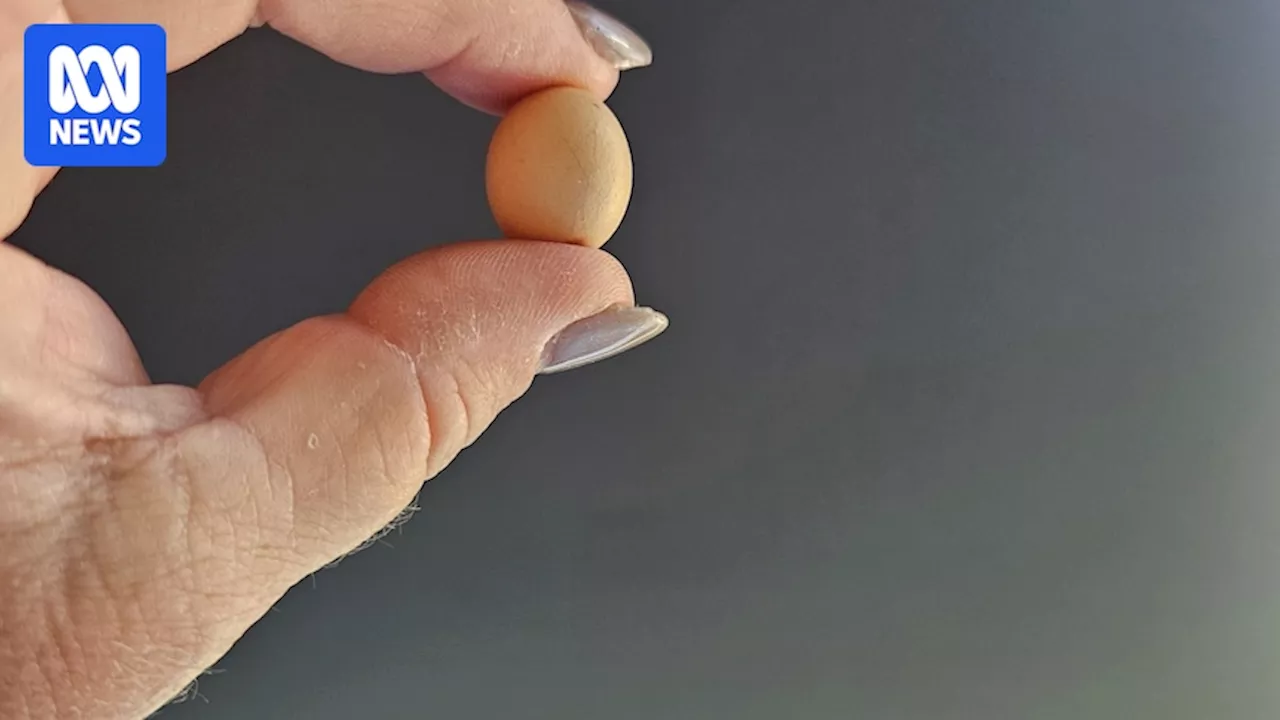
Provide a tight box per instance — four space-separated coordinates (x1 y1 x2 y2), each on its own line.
24 24 167 168
47 44 144 147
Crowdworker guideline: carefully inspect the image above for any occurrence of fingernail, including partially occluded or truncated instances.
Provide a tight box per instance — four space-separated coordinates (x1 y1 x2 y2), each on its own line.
566 1 653 71
539 305 669 374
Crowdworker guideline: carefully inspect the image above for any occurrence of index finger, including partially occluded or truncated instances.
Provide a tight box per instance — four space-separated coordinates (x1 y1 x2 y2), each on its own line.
1 0 650 237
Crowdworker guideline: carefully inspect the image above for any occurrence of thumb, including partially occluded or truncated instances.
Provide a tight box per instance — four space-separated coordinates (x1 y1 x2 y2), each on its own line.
19 240 667 718
195 240 665 565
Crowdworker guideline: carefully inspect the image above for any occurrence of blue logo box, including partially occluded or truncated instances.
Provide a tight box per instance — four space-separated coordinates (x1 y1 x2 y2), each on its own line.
24 24 167 167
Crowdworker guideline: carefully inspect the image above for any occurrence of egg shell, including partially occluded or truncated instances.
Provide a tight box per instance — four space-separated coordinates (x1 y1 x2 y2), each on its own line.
485 86 633 249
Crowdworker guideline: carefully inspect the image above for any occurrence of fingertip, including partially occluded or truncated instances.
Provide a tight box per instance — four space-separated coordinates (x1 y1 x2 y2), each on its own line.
423 26 620 114
264 0 624 115
349 240 636 346
425 65 619 116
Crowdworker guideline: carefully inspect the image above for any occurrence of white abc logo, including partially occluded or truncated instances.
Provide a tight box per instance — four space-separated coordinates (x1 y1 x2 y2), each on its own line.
48 44 140 114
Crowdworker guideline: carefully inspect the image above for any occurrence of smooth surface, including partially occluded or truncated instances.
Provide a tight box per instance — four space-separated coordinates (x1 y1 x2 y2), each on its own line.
10 1 1280 718
487 86 632 248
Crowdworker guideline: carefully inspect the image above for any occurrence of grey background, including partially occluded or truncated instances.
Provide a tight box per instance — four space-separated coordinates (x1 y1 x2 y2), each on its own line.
10 0 1280 717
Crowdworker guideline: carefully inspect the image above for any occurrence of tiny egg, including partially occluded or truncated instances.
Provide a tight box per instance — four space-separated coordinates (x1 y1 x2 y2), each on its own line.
485 86 633 249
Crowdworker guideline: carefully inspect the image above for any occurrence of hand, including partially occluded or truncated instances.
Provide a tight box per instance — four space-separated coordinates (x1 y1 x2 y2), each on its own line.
0 1 664 717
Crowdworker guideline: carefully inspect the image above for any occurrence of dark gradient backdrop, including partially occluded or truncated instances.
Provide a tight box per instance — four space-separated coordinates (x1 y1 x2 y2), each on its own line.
11 1 1280 718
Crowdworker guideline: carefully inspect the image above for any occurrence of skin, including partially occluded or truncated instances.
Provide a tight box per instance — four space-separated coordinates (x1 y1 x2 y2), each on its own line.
0 1 637 717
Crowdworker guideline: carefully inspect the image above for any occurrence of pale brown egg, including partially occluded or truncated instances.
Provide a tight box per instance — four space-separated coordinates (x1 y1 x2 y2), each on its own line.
485 86 633 249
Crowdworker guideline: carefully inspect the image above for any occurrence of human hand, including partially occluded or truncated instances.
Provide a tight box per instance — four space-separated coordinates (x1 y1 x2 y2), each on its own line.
0 1 664 717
